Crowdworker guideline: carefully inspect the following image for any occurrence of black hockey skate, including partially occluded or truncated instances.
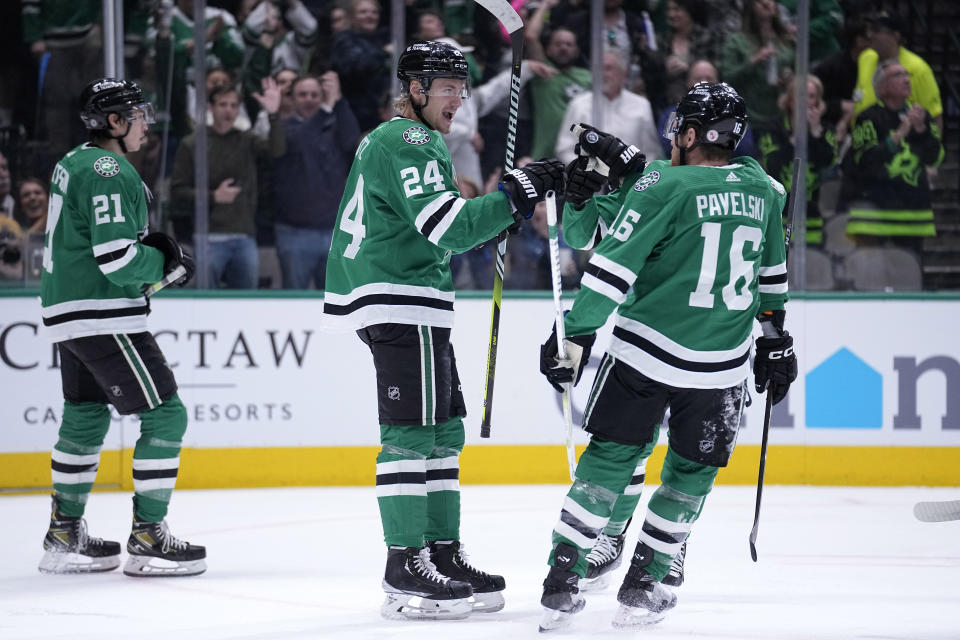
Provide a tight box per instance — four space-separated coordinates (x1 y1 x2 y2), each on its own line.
539 543 586 632
38 496 121 574
661 540 686 587
381 546 473 621
123 519 207 577
429 540 506 613
580 530 626 592
612 542 677 628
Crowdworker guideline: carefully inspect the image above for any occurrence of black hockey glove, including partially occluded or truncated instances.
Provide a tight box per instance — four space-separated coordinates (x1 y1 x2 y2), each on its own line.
574 123 645 181
753 333 797 406
565 157 607 209
540 325 596 393
498 158 565 223
141 232 195 288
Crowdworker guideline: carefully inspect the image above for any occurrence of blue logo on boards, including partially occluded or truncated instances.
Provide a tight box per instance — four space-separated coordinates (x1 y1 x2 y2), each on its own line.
806 348 882 429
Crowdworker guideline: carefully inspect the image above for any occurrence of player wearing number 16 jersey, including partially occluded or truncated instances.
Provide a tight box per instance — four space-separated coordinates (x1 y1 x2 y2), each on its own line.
537 82 798 631
324 41 564 621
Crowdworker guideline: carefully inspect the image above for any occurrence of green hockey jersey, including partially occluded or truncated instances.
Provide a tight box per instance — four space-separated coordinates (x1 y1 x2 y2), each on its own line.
323 117 515 329
40 144 165 343
563 157 789 389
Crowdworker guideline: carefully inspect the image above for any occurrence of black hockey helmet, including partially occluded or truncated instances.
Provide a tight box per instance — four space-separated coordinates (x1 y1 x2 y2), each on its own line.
79 78 156 131
397 40 469 93
664 82 747 151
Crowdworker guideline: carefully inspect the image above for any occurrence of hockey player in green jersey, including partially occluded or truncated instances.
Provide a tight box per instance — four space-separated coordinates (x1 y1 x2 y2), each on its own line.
38 78 205 577
537 82 798 631
324 40 564 620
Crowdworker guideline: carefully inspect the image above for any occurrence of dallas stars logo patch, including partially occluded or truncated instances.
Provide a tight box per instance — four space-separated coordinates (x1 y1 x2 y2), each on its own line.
402 126 430 145
94 156 120 178
633 170 661 192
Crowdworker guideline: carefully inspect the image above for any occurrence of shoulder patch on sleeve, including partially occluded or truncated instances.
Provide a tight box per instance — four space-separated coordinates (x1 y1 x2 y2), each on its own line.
93 156 121 178
633 170 661 192
402 126 431 145
768 175 786 196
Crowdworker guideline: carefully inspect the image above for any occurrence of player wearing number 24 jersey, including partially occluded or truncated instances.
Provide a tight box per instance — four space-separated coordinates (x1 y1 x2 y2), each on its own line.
324 41 564 621
537 82 797 632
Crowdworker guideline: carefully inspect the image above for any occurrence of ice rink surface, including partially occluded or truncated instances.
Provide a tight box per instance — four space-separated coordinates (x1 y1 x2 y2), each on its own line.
1 484 957 640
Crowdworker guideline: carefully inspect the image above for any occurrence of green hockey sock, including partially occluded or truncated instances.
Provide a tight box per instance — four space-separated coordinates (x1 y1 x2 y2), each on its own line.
550 437 647 577
51 401 111 518
378 424 435 548
639 448 718 580
133 394 187 522
425 416 464 543
603 438 657 536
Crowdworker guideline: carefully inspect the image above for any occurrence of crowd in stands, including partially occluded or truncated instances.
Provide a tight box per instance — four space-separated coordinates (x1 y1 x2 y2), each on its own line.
0 0 946 291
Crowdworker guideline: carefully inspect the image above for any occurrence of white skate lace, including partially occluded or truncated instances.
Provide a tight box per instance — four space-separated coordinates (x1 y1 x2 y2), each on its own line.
156 521 189 554
414 547 450 584
667 542 685 578
454 544 488 577
587 533 618 566
76 519 108 551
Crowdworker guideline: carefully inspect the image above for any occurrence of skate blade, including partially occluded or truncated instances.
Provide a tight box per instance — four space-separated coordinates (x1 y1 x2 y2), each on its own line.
123 554 207 577
579 572 612 592
539 602 583 633
611 603 670 628
38 550 120 574
470 590 505 613
380 593 472 621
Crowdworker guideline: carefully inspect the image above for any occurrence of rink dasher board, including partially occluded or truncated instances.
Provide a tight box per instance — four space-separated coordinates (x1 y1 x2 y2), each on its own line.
1 293 959 489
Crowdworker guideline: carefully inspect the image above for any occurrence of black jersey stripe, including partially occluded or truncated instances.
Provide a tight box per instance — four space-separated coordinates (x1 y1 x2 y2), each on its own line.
376 471 427 485
585 263 631 295
324 293 454 316
425 468 459 481
132 468 179 481
612 326 750 373
95 246 133 266
51 461 98 474
759 272 788 285
43 305 148 327
418 198 457 239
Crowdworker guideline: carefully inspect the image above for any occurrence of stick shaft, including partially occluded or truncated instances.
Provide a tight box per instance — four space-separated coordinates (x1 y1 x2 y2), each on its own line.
480 21 524 437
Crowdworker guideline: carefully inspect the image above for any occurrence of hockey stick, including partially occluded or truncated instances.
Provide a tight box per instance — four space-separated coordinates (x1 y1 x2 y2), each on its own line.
749 157 802 562
545 190 577 481
913 500 960 522
476 0 524 438
143 265 187 297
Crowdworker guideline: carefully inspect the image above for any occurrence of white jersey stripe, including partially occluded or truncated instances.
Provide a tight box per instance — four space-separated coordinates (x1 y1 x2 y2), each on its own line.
98 245 138 274
132 476 179 492
645 509 694 534
426 198 466 245
414 193 457 233
582 272 629 304
322 282 455 307
425 456 459 470
758 262 787 276
92 238 135 257
588 253 637 289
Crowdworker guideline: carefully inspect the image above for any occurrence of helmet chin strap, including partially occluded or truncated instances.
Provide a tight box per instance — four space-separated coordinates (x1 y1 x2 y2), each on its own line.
411 78 438 131
675 127 700 166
